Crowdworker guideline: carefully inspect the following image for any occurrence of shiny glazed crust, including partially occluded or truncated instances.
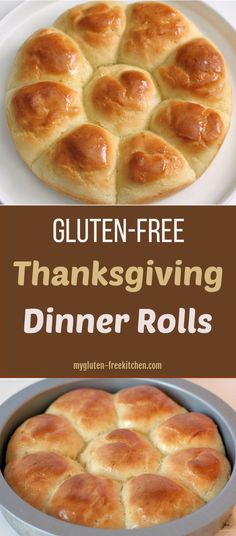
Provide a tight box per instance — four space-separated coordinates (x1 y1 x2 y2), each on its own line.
4 385 231 529
5 1 232 204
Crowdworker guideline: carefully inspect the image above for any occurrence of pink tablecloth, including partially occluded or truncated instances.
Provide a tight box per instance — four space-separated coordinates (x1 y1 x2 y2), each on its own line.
216 506 236 535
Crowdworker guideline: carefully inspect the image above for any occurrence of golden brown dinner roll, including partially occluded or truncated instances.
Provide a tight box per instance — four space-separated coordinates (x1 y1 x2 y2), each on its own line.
6 414 84 463
7 28 92 90
160 448 231 502
151 412 225 455
119 2 200 71
114 385 186 433
47 473 124 528
84 65 160 136
5 82 85 166
4 452 83 511
47 388 117 440
150 100 229 177
32 123 118 204
155 38 232 114
117 131 196 204
122 474 204 528
81 428 162 479
55 2 126 68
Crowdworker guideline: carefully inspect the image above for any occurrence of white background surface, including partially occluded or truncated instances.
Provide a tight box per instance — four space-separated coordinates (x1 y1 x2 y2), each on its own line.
0 377 236 535
0 0 236 204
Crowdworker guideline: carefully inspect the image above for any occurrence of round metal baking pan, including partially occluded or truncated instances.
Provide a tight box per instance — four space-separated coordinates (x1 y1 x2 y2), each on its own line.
0 378 236 536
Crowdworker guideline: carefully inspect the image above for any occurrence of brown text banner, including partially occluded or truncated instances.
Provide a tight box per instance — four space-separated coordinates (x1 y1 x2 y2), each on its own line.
1 206 235 377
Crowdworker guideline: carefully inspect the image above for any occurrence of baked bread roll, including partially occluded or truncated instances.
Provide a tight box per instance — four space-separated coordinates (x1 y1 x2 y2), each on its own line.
32 123 118 204
150 100 229 177
47 388 117 440
151 412 225 454
114 385 186 433
4 452 83 511
7 28 92 90
155 38 232 114
55 2 126 68
122 474 204 528
5 2 232 204
151 412 225 455
84 65 161 136
4 385 231 530
119 2 200 71
160 448 231 502
5 82 85 166
117 131 196 204
47 473 124 528
81 428 162 479
6 414 84 463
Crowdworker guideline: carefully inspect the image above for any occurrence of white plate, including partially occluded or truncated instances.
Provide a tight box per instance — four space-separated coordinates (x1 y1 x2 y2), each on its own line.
0 0 235 205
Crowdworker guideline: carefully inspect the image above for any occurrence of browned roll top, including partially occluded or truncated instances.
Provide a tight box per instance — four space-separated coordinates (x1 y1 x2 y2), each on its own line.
92 70 152 115
160 38 225 96
4 452 83 511
151 412 225 454
126 133 184 184
115 385 185 431
47 473 124 528
12 82 81 133
6 414 84 462
20 29 82 76
155 101 224 145
187 449 223 480
81 428 162 479
129 145 182 183
54 124 112 173
129 2 187 39
121 2 189 65
161 447 231 501
47 388 117 440
123 474 204 528
72 3 124 45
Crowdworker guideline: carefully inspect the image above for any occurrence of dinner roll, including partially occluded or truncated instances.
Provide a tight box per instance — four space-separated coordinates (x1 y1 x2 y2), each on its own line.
119 2 200 71
155 38 232 114
81 428 162 479
114 385 186 433
7 28 92 90
5 82 85 166
47 473 124 528
84 65 160 136
47 388 117 440
117 131 196 204
55 2 126 68
6 414 84 463
150 100 229 177
160 448 231 502
122 474 204 528
151 412 225 455
32 123 118 204
4 452 83 511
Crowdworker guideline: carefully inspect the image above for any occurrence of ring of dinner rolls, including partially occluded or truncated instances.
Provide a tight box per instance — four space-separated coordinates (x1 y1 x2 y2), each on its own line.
5 385 231 530
5 2 232 204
